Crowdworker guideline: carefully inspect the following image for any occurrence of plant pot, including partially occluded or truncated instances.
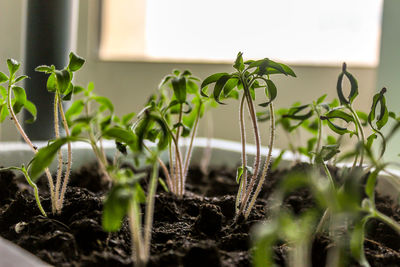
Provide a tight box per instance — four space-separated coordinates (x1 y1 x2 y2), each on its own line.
0 138 399 266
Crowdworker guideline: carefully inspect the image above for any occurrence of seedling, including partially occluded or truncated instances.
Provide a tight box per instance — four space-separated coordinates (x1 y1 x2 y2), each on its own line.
35 52 85 214
201 52 296 219
0 59 50 215
320 63 367 169
134 69 206 197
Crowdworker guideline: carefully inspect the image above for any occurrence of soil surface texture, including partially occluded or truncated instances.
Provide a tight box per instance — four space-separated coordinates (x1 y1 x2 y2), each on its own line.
0 162 399 266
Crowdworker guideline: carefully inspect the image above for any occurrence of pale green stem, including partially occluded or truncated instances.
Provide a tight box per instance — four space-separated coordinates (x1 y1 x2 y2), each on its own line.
168 142 176 194
85 103 110 181
57 97 72 213
348 105 365 167
314 105 322 158
54 95 63 212
129 202 145 267
144 144 173 194
236 94 247 212
315 162 336 234
174 104 184 196
238 84 262 217
157 111 184 196
143 161 159 259
183 102 202 181
244 102 275 219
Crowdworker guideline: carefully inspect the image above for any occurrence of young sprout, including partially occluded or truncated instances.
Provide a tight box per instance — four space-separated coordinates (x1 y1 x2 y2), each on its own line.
35 52 85 214
135 69 206 197
201 52 296 219
320 63 366 169
0 59 51 215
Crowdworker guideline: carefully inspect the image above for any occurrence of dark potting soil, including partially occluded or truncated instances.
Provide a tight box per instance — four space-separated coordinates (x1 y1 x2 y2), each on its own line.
0 162 399 267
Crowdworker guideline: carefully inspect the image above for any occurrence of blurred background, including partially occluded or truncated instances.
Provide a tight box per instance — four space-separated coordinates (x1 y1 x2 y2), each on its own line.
0 0 399 160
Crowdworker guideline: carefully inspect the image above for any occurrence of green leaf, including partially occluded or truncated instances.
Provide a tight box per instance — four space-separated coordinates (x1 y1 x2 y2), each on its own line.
0 72 9 83
213 75 231 104
187 80 198 94
226 89 239 100
236 166 244 184
68 52 85 72
321 116 352 135
73 85 85 95
158 178 169 192
93 96 114 113
235 165 254 183
14 75 28 83
249 58 295 77
182 108 197 129
0 104 9 122
35 65 54 73
223 78 238 98
122 112 136 126
102 126 137 145
337 63 358 105
173 122 191 137
368 88 388 130
317 94 327 104
100 115 112 131
134 183 146 203
12 86 27 114
87 82 95 92
159 75 174 87
264 60 296 77
46 73 57 92
278 62 296 77
65 100 85 125
102 185 132 232
55 69 71 94
200 72 229 97
325 109 354 123
71 122 89 136
259 79 277 107
23 100 37 123
0 86 7 98
318 144 340 162
233 52 244 71
7 59 20 77
149 114 170 150
366 134 377 150
283 104 313 121
327 135 337 145
171 76 187 103
29 137 77 180
181 70 192 76
256 59 271 76
365 169 379 200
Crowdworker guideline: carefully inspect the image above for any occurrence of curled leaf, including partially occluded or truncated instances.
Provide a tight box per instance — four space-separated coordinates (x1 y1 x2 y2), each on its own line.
337 63 358 105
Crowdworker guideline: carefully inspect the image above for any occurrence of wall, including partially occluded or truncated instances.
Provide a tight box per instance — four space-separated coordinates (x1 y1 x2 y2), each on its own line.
377 0 400 162
0 0 378 151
